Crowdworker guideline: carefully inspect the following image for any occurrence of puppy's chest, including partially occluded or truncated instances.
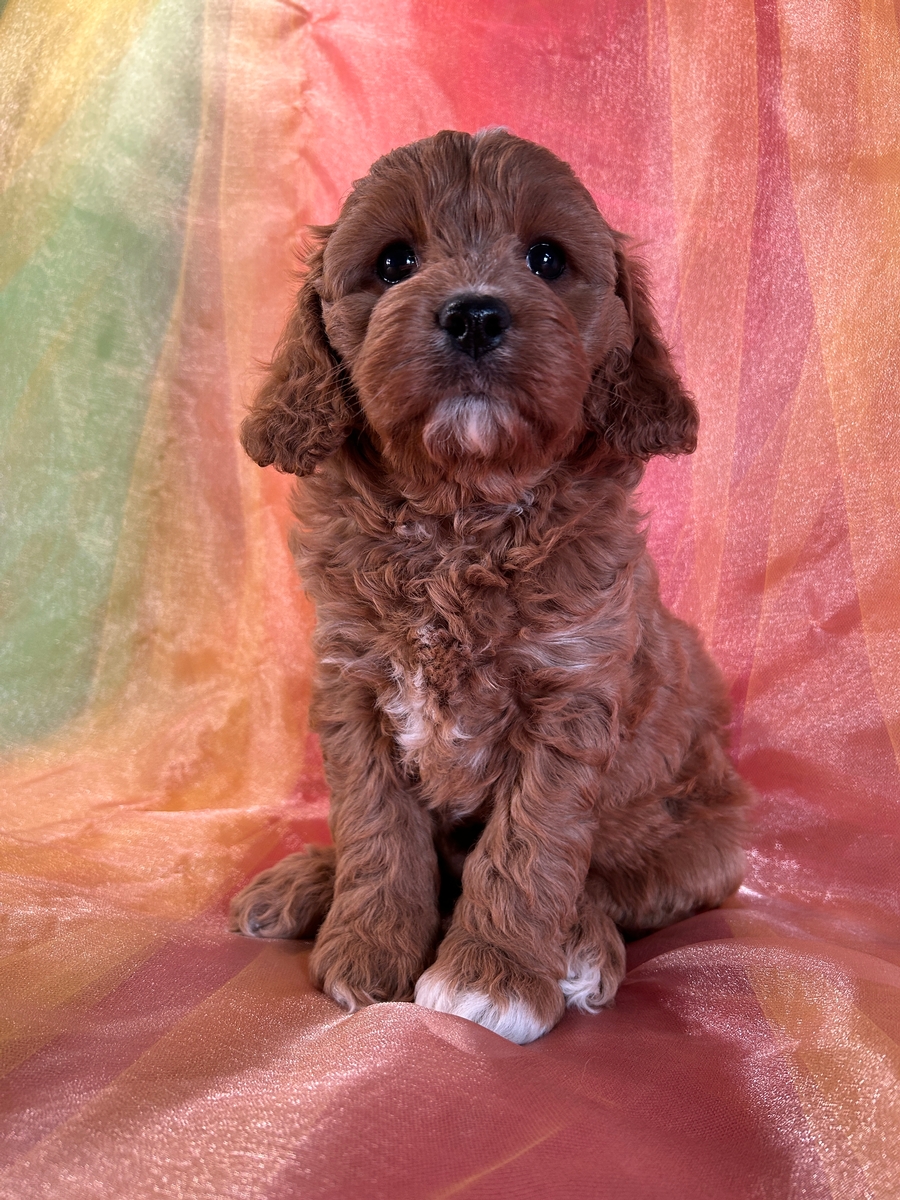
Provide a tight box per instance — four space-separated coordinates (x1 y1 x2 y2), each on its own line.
374 532 614 796
314 499 618 801
384 538 517 712
376 537 520 777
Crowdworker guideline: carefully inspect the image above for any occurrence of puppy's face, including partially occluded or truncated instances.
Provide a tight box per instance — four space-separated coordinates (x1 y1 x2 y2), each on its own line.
241 131 697 491
317 132 627 491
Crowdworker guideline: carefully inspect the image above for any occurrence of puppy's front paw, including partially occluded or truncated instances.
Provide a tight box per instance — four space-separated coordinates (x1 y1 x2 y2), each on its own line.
414 937 565 1044
311 911 435 1011
229 846 335 939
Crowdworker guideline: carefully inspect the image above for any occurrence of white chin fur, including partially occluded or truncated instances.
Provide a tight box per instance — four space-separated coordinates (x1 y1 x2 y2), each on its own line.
422 395 513 461
414 970 551 1044
559 957 612 1013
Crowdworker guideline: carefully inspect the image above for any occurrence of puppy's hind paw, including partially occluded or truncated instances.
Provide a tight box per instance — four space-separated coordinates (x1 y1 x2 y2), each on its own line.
560 891 626 1012
229 845 335 939
559 953 621 1012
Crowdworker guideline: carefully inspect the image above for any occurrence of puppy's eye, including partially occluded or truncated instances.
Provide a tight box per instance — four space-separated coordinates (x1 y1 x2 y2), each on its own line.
376 241 418 285
526 241 566 281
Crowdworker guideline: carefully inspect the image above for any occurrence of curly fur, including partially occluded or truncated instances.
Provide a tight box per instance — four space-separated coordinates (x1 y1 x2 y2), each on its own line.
230 130 749 1043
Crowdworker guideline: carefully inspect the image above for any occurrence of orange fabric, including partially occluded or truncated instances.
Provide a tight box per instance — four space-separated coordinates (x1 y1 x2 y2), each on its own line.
1 0 898 1196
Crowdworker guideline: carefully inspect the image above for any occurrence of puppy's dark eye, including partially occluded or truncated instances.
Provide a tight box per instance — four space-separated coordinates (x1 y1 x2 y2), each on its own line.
526 241 566 281
376 241 418 285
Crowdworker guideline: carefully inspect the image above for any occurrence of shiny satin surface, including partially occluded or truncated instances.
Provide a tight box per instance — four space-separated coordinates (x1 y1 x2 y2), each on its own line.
1 1 898 1196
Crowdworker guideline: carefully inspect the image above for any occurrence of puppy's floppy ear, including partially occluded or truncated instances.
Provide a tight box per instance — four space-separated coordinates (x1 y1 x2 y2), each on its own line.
588 237 698 459
241 233 355 475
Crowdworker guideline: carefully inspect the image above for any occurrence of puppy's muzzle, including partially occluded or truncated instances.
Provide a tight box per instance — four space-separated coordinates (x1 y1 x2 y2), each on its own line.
438 295 511 360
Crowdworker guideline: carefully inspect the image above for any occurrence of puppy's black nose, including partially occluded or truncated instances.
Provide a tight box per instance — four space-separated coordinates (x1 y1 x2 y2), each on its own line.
438 295 511 359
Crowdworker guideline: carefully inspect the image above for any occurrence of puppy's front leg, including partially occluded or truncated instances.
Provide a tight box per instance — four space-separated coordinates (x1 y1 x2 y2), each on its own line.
311 699 440 1010
415 747 597 1043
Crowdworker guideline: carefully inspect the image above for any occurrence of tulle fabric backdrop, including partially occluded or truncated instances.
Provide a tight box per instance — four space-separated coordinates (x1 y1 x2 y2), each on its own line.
1 1 898 1196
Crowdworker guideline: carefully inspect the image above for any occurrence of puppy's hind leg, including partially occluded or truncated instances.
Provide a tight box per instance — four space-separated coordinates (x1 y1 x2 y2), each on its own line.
230 845 336 939
602 763 749 935
560 873 627 1012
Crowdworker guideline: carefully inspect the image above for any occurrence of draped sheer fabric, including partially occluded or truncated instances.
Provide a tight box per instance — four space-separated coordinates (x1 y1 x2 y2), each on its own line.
0 1 897 1196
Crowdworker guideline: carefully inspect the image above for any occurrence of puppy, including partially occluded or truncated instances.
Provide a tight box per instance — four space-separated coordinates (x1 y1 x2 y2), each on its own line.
230 129 749 1044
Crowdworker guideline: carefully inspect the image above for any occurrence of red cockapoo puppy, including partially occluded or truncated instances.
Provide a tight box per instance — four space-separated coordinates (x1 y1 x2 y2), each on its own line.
231 129 750 1044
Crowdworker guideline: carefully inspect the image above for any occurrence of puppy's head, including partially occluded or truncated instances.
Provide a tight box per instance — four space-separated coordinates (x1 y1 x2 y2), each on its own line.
242 130 697 495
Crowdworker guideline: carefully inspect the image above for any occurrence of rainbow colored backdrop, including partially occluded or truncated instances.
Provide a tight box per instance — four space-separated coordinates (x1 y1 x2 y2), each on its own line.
1 1 898 1196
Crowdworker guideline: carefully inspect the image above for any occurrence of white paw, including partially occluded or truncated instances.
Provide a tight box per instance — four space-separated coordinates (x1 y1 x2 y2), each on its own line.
559 954 617 1013
414 969 551 1044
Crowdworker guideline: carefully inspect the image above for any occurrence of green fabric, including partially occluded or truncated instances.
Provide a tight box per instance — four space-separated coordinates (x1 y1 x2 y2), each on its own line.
0 0 204 748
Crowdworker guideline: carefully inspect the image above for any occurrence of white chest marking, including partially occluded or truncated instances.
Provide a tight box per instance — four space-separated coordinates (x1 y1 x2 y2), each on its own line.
382 634 473 768
383 662 432 755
